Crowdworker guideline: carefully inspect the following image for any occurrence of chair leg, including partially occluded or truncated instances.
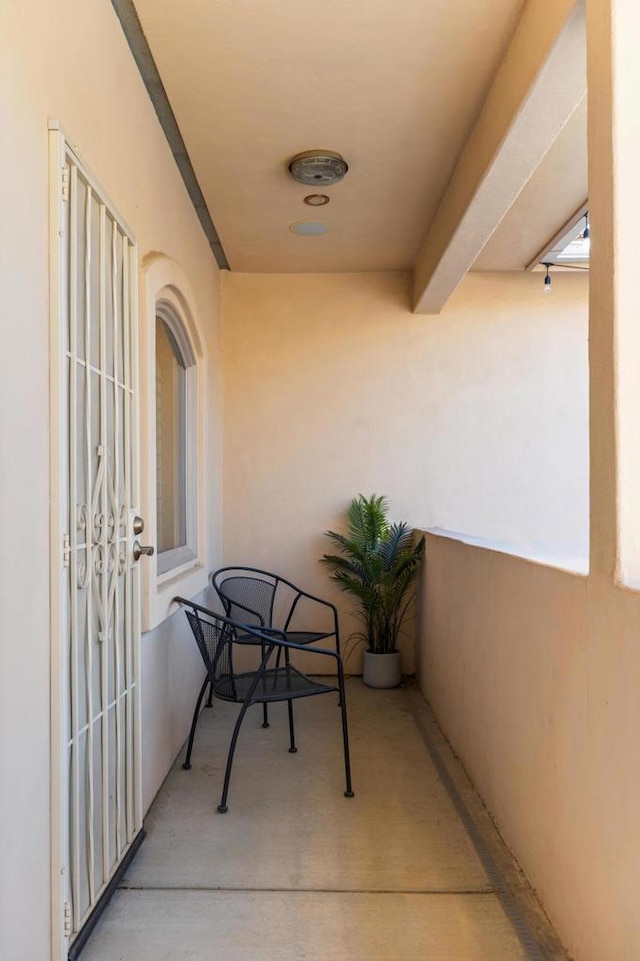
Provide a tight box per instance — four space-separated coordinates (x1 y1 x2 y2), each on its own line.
337 665 354 797
183 677 210 770
287 700 297 753
261 642 270 727
283 647 297 752
206 679 214 707
218 701 251 813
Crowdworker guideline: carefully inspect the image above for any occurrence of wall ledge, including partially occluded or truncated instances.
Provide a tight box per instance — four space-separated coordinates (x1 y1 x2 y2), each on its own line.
418 527 589 577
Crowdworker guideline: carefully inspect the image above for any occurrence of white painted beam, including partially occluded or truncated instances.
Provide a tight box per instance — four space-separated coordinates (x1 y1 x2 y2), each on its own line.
413 0 586 314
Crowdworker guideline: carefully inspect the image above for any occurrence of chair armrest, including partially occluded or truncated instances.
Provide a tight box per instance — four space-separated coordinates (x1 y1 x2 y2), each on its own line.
174 597 272 648
261 632 342 663
284 588 339 634
175 591 341 663
234 623 342 662
173 596 219 618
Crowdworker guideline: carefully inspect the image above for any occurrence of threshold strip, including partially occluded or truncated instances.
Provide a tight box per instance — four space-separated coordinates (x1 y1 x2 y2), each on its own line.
407 688 568 961
110 0 230 270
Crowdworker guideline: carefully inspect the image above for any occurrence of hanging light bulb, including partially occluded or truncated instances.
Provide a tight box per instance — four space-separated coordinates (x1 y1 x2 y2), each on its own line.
543 263 552 293
581 212 591 255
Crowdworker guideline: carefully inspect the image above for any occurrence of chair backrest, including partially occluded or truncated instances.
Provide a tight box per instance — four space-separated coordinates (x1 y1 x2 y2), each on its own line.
212 568 278 628
185 607 234 690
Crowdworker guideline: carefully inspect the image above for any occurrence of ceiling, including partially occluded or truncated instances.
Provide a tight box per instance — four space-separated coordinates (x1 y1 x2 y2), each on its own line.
133 0 530 273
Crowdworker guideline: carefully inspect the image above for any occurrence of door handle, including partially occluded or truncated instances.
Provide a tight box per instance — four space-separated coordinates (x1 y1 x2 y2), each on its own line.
133 540 155 561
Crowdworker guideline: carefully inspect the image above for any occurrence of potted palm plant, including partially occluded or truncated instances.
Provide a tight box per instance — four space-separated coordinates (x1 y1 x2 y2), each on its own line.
320 494 425 688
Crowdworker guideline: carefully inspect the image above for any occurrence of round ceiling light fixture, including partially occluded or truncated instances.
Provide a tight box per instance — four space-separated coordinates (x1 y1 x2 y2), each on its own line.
304 193 330 206
288 150 349 186
289 220 329 236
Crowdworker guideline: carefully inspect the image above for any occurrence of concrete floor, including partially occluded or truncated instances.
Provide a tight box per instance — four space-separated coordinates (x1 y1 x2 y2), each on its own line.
81 681 564 960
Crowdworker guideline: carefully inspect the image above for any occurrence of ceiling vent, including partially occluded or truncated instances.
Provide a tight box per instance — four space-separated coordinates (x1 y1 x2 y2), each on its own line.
288 150 349 186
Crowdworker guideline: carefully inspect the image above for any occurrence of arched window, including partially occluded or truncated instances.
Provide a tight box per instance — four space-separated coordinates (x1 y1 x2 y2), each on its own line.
155 298 197 575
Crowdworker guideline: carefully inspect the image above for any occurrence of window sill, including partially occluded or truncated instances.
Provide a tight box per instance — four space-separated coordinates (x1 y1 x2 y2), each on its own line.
157 554 204 590
157 544 198 577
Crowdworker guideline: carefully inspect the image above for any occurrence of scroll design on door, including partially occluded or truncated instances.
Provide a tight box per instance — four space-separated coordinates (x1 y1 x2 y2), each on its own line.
76 448 128 642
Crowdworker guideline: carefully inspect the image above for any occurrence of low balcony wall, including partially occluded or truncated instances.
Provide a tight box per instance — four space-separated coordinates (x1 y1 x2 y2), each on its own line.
417 529 640 961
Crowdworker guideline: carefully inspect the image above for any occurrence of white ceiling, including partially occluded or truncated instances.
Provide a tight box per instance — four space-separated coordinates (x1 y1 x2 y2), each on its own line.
133 0 530 272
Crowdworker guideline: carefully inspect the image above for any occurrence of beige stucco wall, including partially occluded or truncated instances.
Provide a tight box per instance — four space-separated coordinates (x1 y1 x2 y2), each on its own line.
0 3 222 959
418 534 640 961
417 6 640 961
222 269 588 671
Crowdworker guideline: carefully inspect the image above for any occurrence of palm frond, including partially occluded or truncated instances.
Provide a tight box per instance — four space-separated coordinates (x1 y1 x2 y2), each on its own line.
346 494 389 548
379 522 415 571
320 497 425 654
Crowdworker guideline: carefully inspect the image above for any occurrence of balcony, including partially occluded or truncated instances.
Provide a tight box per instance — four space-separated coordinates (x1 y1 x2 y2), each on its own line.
81 679 565 960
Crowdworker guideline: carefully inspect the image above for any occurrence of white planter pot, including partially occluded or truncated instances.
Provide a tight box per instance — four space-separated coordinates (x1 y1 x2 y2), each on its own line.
362 650 402 689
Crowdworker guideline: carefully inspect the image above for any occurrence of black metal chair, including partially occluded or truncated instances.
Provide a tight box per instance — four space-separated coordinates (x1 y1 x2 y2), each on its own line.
211 566 341 656
212 567 343 725
174 598 354 813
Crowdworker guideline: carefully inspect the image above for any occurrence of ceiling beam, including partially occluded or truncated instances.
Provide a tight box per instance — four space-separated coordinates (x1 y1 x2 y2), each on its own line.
110 0 230 270
412 0 586 314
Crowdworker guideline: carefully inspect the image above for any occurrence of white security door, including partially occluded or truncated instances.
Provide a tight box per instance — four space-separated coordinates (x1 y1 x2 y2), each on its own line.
49 126 147 957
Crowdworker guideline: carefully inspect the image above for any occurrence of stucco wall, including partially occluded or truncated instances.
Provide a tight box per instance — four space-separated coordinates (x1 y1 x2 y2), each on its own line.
140 584 221 812
418 534 640 961
0 3 221 960
222 269 588 670
414 6 640 961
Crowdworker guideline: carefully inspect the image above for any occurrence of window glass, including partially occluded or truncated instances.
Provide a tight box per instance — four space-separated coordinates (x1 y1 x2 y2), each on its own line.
156 318 187 554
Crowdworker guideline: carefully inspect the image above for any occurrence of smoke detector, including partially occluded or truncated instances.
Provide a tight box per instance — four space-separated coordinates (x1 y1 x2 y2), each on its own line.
288 150 349 186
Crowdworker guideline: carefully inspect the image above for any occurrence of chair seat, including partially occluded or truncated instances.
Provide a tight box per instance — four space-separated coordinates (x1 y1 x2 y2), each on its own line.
235 629 334 646
284 630 334 645
214 666 338 703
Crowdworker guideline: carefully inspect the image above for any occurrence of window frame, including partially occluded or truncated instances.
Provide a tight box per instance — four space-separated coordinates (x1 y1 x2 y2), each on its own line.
141 255 209 633
154 298 198 578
